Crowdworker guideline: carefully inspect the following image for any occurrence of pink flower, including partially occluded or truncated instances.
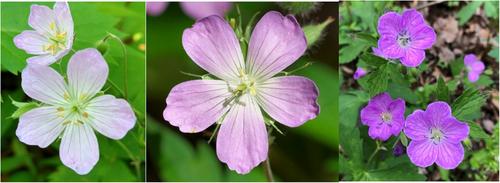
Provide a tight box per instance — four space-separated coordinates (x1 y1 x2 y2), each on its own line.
16 48 136 175
360 93 406 141
146 2 232 20
464 54 485 83
163 11 319 174
377 9 436 67
146 2 168 16
404 102 469 169
14 2 74 66
353 67 367 80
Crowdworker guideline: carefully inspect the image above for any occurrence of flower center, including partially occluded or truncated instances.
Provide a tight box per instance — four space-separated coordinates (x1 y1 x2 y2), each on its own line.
380 112 392 123
223 69 257 107
430 127 444 144
43 22 67 55
57 93 91 126
397 31 411 48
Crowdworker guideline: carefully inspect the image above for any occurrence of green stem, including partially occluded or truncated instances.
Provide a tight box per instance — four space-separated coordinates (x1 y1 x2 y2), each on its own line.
263 158 274 182
367 140 381 164
117 140 142 180
102 33 129 100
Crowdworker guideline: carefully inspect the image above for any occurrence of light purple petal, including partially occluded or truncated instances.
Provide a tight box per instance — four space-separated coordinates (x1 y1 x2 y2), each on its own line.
216 94 268 174
29 4 56 36
16 106 65 148
164 79 232 133
372 47 387 59
401 9 425 29
182 15 244 83
67 48 108 101
247 11 307 80
424 101 452 125
377 12 402 36
368 92 393 109
388 99 405 136
256 76 319 127
368 123 393 141
404 110 432 141
180 2 232 20
378 35 405 59
360 105 384 126
13 30 50 55
464 54 477 67
468 72 481 83
409 25 436 49
26 54 58 65
86 95 136 139
353 67 367 80
436 141 464 169
53 2 73 37
400 48 425 67
407 139 437 168
60 123 99 175
21 64 67 105
439 117 469 143
147 2 168 16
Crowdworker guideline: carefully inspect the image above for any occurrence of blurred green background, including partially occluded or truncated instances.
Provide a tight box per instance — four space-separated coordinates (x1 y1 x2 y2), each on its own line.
146 2 339 181
1 2 146 181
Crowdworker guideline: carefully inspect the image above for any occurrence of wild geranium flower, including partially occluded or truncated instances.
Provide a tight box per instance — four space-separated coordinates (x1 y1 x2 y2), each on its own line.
353 67 367 80
404 102 469 169
360 92 405 141
16 48 136 175
377 9 436 67
14 2 74 66
163 11 319 174
464 54 485 83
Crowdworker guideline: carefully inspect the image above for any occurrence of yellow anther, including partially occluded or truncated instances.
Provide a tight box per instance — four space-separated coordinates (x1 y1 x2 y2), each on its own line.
64 93 70 100
57 107 64 112
62 120 71 125
76 120 84 125
79 94 86 101
55 32 67 41
82 112 89 118
249 87 257 96
49 22 56 30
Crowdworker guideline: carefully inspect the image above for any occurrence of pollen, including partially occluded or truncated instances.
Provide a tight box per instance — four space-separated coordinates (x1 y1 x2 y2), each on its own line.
64 93 70 100
82 112 89 118
49 22 56 30
57 107 64 112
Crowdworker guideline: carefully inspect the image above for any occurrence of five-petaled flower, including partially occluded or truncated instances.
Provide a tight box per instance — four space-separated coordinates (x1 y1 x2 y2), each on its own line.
16 48 136 175
404 102 469 169
464 54 485 83
163 11 319 174
14 2 74 66
377 9 436 67
360 92 405 141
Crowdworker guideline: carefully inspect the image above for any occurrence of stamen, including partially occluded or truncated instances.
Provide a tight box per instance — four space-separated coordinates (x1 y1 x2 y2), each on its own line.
82 112 89 118
380 112 392 122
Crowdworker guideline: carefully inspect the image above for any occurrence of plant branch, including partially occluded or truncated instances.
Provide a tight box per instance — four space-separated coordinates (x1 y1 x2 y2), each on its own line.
263 158 275 182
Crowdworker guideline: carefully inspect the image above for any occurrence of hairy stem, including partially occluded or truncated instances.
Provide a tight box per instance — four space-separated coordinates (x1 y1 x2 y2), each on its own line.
367 140 381 164
102 33 129 99
117 140 142 180
263 158 275 182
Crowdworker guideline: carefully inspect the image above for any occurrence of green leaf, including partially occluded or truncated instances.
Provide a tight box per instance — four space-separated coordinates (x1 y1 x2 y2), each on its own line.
456 1 483 25
355 33 377 47
340 38 370 64
277 2 319 15
359 52 387 67
399 133 408 147
436 77 450 102
451 88 487 121
483 1 498 18
302 17 334 48
361 157 426 181
359 63 391 97
10 98 39 119
49 158 136 181
465 120 489 139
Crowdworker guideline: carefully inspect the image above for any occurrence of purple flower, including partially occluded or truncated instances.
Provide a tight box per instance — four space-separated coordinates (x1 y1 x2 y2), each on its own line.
372 47 388 59
377 9 436 67
393 141 405 157
163 11 319 174
180 2 232 20
353 67 367 80
16 48 136 175
360 93 405 141
14 2 74 66
146 2 168 16
464 54 485 83
404 102 469 169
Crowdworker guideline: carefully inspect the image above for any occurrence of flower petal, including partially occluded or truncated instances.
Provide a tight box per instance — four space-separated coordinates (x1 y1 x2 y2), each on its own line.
180 2 232 20
147 2 169 16
360 105 384 126
216 94 268 174
464 54 477 67
369 92 393 109
435 141 464 169
13 30 50 55
368 123 393 141
256 76 319 127
409 25 436 49
16 106 66 148
86 95 136 139
377 12 402 36
29 4 56 36
27 54 58 65
247 11 306 80
21 64 67 105
53 2 73 36
67 48 108 101
401 9 425 29
60 123 99 175
404 110 432 141
182 15 244 83
468 72 480 83
424 101 452 125
439 117 469 143
400 48 425 67
388 99 405 136
164 79 232 133
378 35 405 59
407 139 437 168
